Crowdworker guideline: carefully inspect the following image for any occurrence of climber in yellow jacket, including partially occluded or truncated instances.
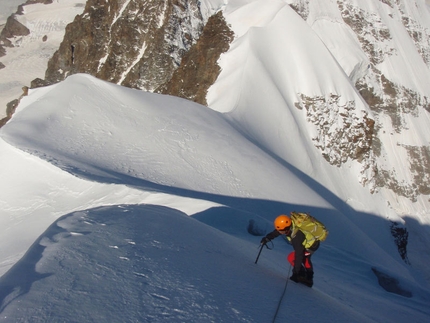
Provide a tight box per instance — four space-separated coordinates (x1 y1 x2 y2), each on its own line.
261 213 328 287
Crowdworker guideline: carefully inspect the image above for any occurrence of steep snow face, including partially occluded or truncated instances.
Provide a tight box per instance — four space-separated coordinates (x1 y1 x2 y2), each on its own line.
208 1 377 200
306 0 369 84
208 0 430 215
305 0 430 207
304 1 430 205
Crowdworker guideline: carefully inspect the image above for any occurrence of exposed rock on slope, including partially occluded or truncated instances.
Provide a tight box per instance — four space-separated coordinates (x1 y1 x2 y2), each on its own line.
337 1 430 200
0 15 30 57
288 0 430 201
44 0 207 92
156 11 234 105
0 0 53 58
295 94 375 168
0 0 84 126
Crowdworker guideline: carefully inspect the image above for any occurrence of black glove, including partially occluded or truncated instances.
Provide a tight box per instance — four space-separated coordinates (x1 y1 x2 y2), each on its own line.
260 236 270 245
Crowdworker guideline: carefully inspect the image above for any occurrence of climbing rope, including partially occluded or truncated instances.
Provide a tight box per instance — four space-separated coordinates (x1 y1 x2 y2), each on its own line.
254 243 292 322
272 265 292 323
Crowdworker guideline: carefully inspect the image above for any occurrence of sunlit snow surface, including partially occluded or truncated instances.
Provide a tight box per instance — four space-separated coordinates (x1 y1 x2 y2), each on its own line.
0 74 429 322
0 0 430 321
0 0 85 119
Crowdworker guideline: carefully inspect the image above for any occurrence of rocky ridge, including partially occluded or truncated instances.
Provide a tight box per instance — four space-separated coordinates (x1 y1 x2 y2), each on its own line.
41 0 210 96
0 14 30 58
0 1 54 58
156 11 234 106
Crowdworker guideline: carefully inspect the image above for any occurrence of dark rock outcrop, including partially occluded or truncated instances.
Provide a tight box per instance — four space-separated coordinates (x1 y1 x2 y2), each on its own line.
43 0 209 93
156 11 234 105
0 14 30 57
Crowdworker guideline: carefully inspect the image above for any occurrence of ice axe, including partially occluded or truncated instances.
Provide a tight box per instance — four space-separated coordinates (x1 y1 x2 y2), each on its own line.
254 241 273 264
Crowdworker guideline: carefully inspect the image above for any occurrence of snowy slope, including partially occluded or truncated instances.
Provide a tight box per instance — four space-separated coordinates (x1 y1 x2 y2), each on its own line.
0 134 220 276
208 0 430 213
206 1 365 222
210 0 430 290
0 0 429 321
0 204 427 322
0 0 23 25
1 74 429 322
0 0 85 119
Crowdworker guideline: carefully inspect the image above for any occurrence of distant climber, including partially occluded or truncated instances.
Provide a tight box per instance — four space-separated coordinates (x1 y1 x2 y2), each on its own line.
260 212 328 287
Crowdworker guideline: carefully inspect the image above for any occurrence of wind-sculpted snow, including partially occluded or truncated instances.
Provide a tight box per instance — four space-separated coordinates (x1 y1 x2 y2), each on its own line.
208 0 430 208
208 2 378 195
2 0 429 206
1 74 430 322
0 132 220 278
0 205 275 322
1 74 331 207
0 204 428 322
0 0 430 321
0 205 264 322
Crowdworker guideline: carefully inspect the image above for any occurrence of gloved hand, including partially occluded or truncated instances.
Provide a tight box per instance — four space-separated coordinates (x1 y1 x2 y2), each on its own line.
260 236 270 245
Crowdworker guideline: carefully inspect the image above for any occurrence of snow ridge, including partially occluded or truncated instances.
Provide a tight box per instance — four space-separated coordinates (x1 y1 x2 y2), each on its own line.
1 74 429 322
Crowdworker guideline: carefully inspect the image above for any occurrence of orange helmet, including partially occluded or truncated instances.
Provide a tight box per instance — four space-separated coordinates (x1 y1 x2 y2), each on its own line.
274 215 292 231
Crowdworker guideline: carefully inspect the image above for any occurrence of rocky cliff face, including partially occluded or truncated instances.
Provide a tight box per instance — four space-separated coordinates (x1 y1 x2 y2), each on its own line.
156 11 234 106
43 0 214 98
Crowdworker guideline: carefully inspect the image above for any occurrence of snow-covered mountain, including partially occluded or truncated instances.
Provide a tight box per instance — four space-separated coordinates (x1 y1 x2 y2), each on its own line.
1 73 430 322
0 0 430 321
2 0 429 205
0 0 85 125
